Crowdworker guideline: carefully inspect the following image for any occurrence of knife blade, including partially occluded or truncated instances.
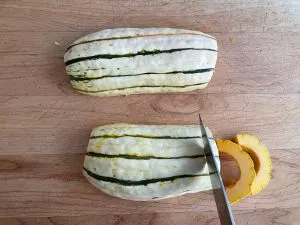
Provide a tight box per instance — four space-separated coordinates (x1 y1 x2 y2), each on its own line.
198 114 235 225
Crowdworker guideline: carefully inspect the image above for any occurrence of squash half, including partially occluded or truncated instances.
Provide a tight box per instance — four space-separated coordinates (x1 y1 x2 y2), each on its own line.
83 124 220 201
234 134 272 194
216 140 256 203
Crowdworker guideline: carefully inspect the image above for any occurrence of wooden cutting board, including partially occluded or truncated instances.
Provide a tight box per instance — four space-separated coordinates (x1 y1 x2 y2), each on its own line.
1 0 299 224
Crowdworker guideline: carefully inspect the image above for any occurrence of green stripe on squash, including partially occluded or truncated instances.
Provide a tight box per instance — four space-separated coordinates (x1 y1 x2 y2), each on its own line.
65 48 216 66
69 68 215 81
73 82 208 93
83 167 217 186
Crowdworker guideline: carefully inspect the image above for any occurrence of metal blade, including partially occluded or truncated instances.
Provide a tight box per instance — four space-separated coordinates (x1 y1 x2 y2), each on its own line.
198 114 235 225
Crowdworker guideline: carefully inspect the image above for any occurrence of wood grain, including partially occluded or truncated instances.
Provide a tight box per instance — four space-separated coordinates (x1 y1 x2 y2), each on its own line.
1 208 300 225
1 0 300 224
1 94 299 155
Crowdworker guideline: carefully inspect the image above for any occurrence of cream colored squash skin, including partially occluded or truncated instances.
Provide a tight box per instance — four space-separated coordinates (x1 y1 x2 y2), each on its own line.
83 124 220 201
64 28 218 96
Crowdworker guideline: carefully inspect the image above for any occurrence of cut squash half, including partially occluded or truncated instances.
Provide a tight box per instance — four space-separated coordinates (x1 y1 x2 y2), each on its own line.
234 134 272 195
216 140 256 204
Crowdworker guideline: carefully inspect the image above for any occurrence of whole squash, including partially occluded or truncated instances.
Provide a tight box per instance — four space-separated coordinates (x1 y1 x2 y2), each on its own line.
64 28 217 96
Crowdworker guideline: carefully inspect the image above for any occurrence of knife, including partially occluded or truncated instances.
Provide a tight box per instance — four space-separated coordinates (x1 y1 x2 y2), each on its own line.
198 114 236 225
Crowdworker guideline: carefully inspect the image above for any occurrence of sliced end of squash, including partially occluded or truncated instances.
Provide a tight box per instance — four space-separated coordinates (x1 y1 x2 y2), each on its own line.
234 134 272 195
216 140 256 204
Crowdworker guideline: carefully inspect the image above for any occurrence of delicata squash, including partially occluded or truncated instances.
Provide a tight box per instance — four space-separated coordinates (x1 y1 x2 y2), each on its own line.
83 124 220 200
64 28 218 96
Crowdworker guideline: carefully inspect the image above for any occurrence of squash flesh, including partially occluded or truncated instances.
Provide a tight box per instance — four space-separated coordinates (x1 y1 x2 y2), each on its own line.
234 134 272 194
216 140 256 204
